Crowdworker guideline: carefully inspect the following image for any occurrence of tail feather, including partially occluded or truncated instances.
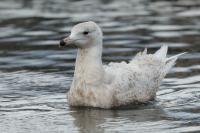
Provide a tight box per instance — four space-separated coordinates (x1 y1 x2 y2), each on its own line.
154 45 168 59
154 45 186 75
166 52 186 63
164 52 186 73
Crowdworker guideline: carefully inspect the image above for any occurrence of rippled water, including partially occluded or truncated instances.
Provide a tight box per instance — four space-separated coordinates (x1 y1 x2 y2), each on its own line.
0 0 200 132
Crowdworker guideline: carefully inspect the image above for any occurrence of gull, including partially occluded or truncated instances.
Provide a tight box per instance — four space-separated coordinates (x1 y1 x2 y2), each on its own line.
59 21 185 108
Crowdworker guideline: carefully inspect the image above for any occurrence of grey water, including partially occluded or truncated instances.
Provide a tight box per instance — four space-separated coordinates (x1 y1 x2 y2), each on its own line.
0 0 200 132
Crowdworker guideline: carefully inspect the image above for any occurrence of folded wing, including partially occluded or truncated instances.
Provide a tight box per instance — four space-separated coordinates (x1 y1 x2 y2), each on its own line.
103 45 185 106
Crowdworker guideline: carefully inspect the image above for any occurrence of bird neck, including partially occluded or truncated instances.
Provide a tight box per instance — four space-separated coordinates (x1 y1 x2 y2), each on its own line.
74 42 104 84
76 45 102 66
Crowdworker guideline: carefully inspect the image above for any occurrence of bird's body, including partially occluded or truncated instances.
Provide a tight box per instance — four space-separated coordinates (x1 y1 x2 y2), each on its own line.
60 21 185 108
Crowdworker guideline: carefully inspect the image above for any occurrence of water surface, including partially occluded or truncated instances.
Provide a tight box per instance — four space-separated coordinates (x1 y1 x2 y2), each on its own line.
0 0 200 132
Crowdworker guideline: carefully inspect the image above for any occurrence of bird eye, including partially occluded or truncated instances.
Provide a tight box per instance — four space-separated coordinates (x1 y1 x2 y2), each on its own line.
83 31 89 35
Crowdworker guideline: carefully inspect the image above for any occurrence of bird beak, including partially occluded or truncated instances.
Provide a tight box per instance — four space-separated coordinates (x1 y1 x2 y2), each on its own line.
59 37 74 47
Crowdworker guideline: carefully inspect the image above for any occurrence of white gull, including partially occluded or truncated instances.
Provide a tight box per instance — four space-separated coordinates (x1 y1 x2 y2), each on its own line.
60 21 185 108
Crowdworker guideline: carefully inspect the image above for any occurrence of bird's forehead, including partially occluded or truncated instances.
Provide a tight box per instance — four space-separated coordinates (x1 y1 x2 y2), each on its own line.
72 22 96 33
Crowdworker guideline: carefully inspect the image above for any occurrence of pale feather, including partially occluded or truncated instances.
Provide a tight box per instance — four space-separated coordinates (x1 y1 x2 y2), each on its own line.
103 46 186 106
65 22 185 108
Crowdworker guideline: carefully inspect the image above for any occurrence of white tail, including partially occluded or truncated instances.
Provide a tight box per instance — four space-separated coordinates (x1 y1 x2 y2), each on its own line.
154 45 168 59
154 45 186 74
164 52 186 73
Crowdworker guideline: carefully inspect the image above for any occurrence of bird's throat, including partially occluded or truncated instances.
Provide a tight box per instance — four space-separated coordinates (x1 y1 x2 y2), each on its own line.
74 45 104 84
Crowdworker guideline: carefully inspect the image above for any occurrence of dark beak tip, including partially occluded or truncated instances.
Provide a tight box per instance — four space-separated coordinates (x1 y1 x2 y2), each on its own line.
59 40 66 47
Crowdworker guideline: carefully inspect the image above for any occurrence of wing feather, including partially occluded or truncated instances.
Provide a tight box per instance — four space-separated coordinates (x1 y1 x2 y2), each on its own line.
103 46 185 106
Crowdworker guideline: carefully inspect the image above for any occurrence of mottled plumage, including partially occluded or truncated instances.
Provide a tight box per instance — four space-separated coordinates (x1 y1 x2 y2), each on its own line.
60 21 185 108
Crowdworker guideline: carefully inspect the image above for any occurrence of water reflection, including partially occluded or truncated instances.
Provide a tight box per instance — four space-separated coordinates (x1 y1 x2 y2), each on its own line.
69 104 199 133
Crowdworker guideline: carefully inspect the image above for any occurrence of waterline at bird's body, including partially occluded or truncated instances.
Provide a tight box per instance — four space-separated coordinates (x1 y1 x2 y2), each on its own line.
60 21 185 108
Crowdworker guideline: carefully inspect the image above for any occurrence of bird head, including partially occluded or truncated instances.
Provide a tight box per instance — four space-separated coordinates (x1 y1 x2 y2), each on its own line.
60 21 103 49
